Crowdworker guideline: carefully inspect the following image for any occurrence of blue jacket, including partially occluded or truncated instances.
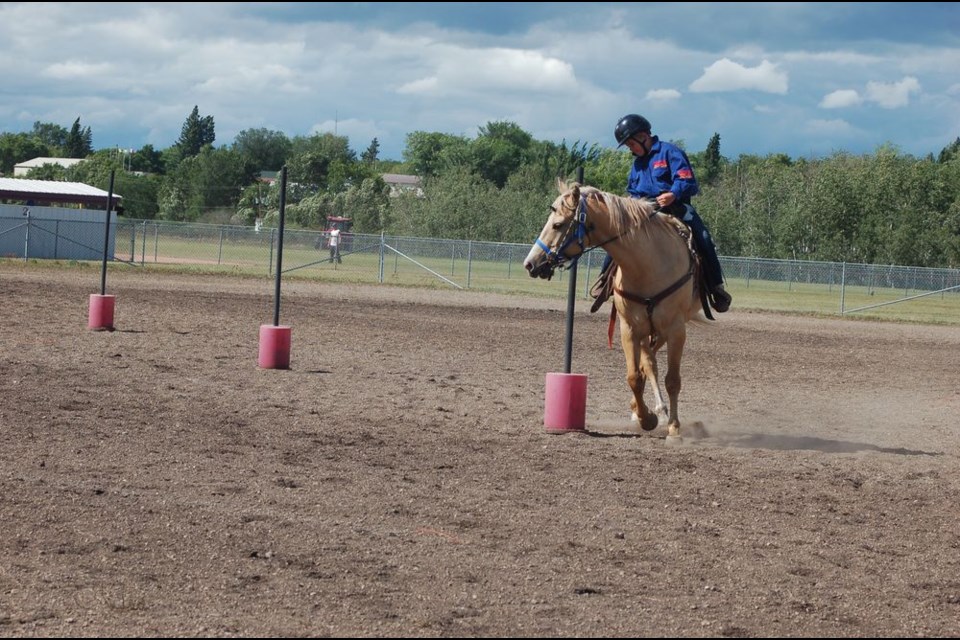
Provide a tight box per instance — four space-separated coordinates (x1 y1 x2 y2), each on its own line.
626 136 699 204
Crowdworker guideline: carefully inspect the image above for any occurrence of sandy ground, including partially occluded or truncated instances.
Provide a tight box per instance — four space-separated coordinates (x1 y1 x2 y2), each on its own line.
1 262 959 637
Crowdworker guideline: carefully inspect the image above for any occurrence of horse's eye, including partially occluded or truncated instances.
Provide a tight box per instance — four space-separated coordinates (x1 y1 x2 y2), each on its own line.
552 221 564 230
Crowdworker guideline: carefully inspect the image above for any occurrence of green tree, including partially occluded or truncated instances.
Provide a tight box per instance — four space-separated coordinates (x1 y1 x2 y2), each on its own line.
583 148 634 194
31 121 68 151
937 137 960 164
342 176 391 232
695 132 723 184
160 145 184 173
526 139 602 185
287 132 367 193
0 133 50 174
389 167 498 240
942 196 960 267
63 117 93 158
129 144 165 174
496 164 556 243
232 128 291 171
25 163 68 181
285 191 335 229
468 121 535 187
402 131 468 177
361 138 380 164
235 180 282 226
157 147 253 222
66 150 160 219
176 106 216 158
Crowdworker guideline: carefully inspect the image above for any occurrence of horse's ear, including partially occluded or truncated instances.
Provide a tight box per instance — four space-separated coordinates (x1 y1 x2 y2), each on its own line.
555 177 567 194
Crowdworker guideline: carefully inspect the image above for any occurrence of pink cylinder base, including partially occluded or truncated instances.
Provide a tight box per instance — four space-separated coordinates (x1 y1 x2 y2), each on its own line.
88 294 115 331
258 324 291 369
544 372 588 434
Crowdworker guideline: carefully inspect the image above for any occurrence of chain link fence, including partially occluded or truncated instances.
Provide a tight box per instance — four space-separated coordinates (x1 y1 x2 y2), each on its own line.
4 215 958 322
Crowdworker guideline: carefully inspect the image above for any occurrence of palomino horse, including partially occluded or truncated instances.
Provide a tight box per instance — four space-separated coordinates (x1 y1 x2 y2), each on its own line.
523 182 705 441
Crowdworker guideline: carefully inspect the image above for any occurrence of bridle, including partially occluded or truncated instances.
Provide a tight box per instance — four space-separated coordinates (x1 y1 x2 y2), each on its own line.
534 190 653 272
534 192 589 272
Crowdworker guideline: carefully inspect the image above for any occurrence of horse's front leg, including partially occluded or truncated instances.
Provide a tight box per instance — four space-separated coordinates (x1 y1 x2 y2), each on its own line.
662 325 687 442
620 321 657 432
640 342 669 426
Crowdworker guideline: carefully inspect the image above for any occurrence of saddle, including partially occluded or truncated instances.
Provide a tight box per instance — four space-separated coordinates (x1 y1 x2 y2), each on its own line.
589 217 722 318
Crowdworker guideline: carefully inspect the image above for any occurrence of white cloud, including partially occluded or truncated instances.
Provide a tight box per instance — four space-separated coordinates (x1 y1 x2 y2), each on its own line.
865 76 920 108
397 77 439 94
395 47 575 97
781 50 881 66
806 118 856 136
0 3 957 161
43 60 114 79
689 58 788 94
820 89 863 109
645 88 681 101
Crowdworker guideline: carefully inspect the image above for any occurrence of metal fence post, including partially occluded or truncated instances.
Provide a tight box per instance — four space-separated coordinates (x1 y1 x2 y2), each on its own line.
378 232 385 283
467 240 473 288
840 262 846 314
268 228 275 276
129 223 136 262
23 209 30 261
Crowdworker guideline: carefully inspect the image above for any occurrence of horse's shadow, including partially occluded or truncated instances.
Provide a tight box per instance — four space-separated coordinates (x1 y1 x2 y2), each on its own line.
584 420 941 457
707 431 941 457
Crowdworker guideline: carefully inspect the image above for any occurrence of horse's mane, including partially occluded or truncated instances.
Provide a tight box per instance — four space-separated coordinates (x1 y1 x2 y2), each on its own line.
577 185 680 238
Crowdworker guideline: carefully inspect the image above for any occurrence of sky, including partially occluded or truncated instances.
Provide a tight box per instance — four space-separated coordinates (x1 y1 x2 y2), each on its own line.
1 2 958 163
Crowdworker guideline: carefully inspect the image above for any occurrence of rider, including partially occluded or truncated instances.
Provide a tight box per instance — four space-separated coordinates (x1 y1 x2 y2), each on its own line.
591 114 732 313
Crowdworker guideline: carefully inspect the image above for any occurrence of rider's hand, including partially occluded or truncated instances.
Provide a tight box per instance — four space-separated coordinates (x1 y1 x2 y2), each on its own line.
656 192 676 208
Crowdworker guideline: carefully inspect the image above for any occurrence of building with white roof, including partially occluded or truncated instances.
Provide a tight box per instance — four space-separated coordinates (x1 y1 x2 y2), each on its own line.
12 157 86 177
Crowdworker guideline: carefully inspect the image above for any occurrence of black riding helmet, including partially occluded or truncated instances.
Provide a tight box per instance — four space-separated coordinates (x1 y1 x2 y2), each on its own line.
614 114 652 146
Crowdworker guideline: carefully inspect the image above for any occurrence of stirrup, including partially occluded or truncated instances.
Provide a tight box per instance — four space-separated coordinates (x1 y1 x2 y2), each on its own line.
589 279 605 299
589 269 610 299
589 263 617 313
590 288 611 313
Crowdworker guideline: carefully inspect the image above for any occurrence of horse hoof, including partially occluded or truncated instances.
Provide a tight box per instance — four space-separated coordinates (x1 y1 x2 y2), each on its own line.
640 413 659 432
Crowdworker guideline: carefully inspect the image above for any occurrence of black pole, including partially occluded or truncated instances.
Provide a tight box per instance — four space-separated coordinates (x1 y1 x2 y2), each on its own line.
99 171 116 295
272 166 288 326
562 167 584 373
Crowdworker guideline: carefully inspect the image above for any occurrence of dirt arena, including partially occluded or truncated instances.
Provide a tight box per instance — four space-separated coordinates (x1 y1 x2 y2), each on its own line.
1 262 959 637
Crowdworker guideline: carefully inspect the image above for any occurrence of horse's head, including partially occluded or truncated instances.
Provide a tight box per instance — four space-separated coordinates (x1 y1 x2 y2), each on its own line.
523 182 588 280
